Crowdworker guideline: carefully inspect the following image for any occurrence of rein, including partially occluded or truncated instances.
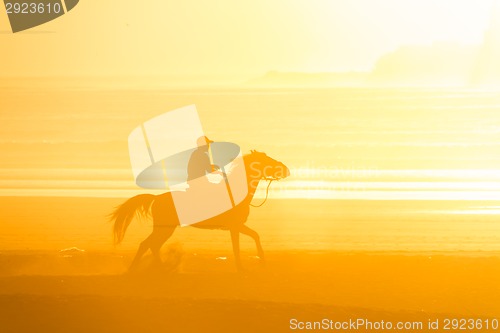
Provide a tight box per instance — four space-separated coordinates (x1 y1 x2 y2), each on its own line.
249 177 277 208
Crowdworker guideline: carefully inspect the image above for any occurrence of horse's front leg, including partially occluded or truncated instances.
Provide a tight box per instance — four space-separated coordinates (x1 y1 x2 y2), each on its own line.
230 228 243 272
239 225 265 264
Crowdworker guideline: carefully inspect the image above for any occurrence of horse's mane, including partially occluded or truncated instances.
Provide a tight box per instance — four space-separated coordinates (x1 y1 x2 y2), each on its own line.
242 150 256 161
244 150 263 159
242 150 264 167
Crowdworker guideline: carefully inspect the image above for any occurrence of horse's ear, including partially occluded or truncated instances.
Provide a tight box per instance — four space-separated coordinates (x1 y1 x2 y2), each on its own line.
251 149 255 153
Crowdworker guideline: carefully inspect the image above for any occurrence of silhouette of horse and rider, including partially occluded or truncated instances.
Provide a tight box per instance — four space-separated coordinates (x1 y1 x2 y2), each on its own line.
111 136 290 271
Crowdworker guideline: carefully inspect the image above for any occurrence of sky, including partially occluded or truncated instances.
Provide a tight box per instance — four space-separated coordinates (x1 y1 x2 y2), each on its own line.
0 0 497 79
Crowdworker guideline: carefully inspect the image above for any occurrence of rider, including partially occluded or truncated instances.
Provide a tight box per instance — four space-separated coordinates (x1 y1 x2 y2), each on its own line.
187 136 221 187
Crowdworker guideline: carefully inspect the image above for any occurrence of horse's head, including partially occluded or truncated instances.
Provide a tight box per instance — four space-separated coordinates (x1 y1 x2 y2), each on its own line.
245 150 290 181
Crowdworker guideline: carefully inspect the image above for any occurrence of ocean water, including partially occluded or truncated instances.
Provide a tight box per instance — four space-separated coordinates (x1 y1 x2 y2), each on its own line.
1 85 500 200
0 84 500 254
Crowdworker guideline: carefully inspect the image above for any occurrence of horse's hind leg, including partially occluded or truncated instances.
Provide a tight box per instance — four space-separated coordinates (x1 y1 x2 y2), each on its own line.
128 227 175 271
149 226 176 264
129 234 154 271
239 225 265 262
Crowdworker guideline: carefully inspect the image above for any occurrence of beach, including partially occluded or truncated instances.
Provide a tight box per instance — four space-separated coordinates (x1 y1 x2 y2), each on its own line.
0 196 499 332
0 251 498 332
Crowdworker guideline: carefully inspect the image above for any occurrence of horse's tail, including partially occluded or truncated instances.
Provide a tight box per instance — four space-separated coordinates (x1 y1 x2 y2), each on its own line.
110 194 156 245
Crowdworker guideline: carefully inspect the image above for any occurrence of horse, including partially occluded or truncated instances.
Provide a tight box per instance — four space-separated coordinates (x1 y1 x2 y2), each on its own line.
111 150 290 271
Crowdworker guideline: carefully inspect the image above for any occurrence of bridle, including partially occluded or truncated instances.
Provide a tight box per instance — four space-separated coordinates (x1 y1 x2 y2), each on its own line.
249 176 280 207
